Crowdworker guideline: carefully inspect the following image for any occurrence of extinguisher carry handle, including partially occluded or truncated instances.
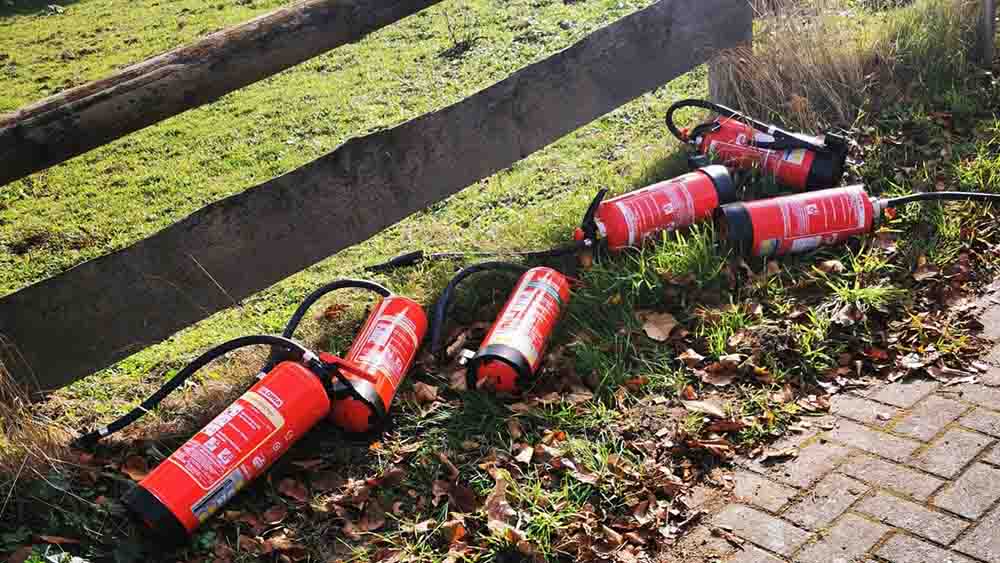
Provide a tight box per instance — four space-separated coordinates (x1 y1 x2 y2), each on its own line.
578 188 608 242
429 262 530 356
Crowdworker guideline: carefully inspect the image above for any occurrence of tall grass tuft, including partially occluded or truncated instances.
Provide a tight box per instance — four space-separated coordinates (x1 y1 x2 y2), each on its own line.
710 0 980 131
0 358 70 479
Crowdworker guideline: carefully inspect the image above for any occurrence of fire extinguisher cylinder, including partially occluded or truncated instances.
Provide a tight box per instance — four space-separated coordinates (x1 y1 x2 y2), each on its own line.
577 165 735 252
466 266 572 392
666 99 848 192
715 186 1000 257
715 185 882 256
125 360 332 542
329 295 428 433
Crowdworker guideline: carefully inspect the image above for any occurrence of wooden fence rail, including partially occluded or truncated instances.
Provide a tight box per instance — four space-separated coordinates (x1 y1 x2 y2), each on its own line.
0 0 444 187
0 0 752 392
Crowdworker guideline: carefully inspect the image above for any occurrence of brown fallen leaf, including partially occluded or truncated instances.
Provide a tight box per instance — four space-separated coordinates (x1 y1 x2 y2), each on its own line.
507 418 524 439
514 445 534 465
705 419 746 433
360 499 387 532
678 348 705 368
816 259 845 274
680 399 727 418
449 369 468 391
277 477 310 503
702 371 735 387
38 536 80 545
638 311 678 342
442 516 467 545
262 504 288 525
484 474 517 533
680 385 698 400
413 382 439 404
121 455 149 481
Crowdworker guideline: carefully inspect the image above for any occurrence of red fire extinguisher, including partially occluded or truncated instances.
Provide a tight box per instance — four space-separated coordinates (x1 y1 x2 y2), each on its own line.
715 186 1000 256
77 280 427 544
666 99 849 191
430 263 572 393
574 165 735 252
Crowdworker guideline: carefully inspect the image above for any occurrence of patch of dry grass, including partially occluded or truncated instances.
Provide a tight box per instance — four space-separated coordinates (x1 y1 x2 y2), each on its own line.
0 358 71 479
711 0 980 131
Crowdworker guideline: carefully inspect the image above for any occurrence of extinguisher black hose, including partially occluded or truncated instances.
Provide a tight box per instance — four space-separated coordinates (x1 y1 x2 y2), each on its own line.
885 191 1000 207
75 335 316 447
364 241 588 273
665 99 743 142
429 262 530 355
255 279 393 375
281 279 391 339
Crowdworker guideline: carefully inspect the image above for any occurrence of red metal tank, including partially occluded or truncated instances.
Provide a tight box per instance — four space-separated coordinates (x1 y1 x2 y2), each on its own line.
716 185 880 256
587 165 735 251
467 267 571 393
695 117 841 191
125 361 331 541
330 295 428 433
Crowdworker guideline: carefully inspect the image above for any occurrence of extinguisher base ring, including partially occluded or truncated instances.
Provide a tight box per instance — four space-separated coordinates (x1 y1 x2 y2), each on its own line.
332 377 388 429
714 203 755 257
123 484 190 546
467 344 531 392
699 164 738 205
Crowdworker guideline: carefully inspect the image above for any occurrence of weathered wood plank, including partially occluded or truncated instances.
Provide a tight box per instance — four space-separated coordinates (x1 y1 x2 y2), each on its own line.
0 0 444 187
0 0 753 392
980 0 996 65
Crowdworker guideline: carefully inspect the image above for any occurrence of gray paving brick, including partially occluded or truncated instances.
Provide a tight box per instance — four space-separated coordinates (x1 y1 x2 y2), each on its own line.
952 383 1000 410
831 394 898 426
745 441 851 488
960 408 1000 437
839 455 944 501
855 491 968 544
733 471 797 512
869 379 939 408
955 505 1000 563
712 504 810 557
727 545 784 563
986 444 1000 466
795 513 890 563
910 428 994 478
828 419 921 462
679 525 736 559
876 533 976 563
934 463 1000 519
785 473 868 529
895 395 969 441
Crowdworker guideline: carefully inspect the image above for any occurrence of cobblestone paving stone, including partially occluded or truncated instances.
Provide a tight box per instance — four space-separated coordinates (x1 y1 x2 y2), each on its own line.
708 370 1000 563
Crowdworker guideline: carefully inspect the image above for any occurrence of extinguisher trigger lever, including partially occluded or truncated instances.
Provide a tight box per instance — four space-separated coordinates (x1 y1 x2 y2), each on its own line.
580 188 607 242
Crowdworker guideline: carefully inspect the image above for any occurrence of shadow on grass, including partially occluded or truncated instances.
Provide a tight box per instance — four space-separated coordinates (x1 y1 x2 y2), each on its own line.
0 0 80 19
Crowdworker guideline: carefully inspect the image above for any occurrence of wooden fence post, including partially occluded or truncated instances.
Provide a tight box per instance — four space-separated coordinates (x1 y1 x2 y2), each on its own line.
708 2 753 106
980 0 996 65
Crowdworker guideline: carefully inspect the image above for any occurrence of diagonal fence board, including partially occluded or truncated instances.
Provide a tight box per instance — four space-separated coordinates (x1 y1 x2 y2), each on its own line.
0 0 444 187
0 0 752 392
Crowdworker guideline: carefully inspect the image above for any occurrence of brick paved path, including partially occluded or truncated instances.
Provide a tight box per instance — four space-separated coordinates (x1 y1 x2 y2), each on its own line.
679 368 1000 563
